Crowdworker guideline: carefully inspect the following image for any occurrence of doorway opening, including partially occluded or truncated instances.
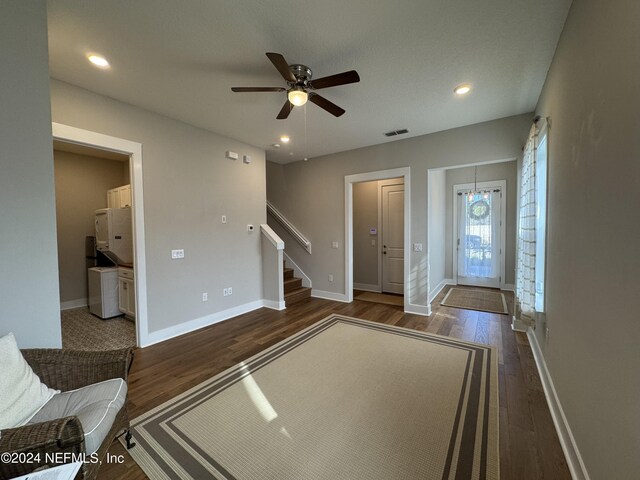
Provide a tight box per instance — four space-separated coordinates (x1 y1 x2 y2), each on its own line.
345 167 416 313
353 178 405 305
427 159 516 311
52 123 147 348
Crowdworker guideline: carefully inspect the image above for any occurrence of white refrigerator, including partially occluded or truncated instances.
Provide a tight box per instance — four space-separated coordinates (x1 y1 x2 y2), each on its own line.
88 267 121 319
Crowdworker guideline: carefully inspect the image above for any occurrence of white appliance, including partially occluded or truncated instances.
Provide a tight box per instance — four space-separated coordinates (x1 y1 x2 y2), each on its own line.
95 208 133 264
88 267 121 319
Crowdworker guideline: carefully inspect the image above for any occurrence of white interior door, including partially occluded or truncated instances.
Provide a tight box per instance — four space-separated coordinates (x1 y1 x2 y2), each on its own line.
456 189 502 288
382 184 404 294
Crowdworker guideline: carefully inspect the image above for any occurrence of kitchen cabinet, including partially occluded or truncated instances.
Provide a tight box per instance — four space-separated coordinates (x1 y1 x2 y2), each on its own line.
118 267 136 319
107 184 132 208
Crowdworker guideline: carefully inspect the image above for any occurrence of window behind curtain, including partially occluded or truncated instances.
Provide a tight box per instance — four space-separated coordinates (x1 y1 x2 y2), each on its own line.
534 130 548 312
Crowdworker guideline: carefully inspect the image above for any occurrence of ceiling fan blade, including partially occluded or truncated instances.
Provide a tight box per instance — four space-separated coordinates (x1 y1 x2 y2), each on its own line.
276 100 293 120
309 70 360 90
309 94 345 117
231 87 286 92
266 52 296 83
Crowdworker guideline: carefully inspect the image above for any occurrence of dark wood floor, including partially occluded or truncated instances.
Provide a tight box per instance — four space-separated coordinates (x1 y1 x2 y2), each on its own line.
101 286 570 479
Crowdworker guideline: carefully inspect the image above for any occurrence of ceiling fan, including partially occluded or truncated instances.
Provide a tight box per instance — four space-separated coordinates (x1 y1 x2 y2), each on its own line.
231 52 360 119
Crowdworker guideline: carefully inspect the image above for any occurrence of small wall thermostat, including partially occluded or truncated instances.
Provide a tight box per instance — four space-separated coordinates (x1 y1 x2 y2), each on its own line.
243 155 252 164
225 151 238 160
369 227 377 235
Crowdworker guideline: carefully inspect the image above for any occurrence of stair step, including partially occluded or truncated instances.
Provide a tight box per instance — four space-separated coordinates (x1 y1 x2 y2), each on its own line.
283 267 294 280
284 277 302 294
284 286 312 306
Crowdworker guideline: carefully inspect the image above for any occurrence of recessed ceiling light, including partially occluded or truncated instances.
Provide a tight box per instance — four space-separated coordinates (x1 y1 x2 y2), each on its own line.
454 84 472 95
280 135 290 143
87 54 110 68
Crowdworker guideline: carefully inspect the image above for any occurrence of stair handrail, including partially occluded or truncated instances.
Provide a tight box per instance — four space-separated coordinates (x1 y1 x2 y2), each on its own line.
260 224 284 250
266 200 312 254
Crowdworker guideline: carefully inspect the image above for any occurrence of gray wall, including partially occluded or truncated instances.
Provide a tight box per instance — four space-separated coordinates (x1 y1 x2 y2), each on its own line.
0 1 61 348
353 181 379 288
50 80 266 334
427 170 446 298
53 150 128 304
444 161 517 284
532 0 640 477
266 113 530 306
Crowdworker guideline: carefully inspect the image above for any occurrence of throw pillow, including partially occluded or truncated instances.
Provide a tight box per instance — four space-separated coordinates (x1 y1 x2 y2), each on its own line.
0 333 59 430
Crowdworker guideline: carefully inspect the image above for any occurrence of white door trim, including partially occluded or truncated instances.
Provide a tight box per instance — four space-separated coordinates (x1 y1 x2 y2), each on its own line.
345 167 412 312
52 123 149 348
452 179 507 290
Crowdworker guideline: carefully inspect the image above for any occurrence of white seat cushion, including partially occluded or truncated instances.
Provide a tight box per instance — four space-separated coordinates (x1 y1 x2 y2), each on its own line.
0 333 59 429
29 378 127 454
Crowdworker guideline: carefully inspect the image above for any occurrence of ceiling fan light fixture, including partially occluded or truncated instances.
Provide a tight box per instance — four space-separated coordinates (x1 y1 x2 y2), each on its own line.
288 88 308 106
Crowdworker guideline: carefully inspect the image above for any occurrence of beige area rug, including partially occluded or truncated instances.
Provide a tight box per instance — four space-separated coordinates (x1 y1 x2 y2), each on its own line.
123 314 499 480
441 288 508 315
354 291 404 307
61 307 136 350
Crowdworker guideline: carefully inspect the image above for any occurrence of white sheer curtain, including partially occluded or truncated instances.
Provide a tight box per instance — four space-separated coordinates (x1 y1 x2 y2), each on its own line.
515 125 537 325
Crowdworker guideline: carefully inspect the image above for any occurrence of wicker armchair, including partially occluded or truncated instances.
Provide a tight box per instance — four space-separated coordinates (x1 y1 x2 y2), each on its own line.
0 348 134 480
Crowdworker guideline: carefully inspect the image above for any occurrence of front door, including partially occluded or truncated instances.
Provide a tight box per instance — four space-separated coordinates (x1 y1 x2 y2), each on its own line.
382 184 404 294
456 189 502 288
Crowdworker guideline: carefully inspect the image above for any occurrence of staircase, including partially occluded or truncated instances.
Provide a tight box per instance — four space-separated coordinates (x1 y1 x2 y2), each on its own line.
283 263 311 306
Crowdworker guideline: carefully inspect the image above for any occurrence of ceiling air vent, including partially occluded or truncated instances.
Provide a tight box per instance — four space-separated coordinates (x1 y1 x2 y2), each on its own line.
384 128 409 137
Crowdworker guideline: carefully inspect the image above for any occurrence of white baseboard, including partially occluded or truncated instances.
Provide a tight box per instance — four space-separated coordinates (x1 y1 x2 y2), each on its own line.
428 278 454 303
141 300 266 347
311 289 349 302
527 329 590 480
60 298 88 310
502 283 515 292
283 252 312 288
406 303 430 317
353 283 381 293
263 299 286 311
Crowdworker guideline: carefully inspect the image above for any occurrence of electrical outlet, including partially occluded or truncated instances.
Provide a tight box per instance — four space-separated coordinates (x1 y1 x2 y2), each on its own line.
202 292 208 302
228 287 232 295
332 241 339 249
328 274 333 282
223 288 228 296
171 249 185 259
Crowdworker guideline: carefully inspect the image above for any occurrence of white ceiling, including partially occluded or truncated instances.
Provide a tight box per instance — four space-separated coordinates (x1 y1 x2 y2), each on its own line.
46 0 572 164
